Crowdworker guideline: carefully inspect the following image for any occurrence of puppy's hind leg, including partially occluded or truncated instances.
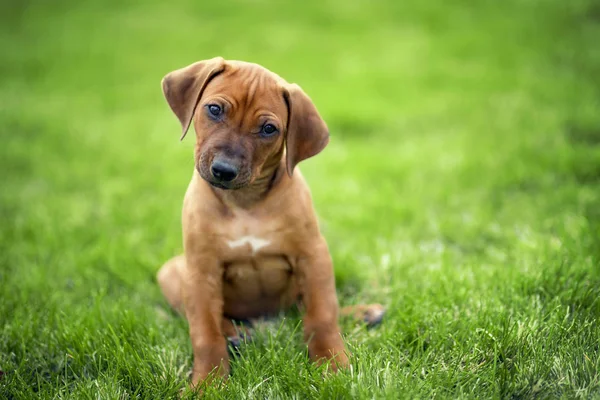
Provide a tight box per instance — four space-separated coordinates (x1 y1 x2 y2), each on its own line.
157 255 187 314
340 304 386 328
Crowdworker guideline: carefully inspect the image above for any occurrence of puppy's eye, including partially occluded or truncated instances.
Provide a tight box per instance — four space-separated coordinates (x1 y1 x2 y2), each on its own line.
207 104 222 117
261 124 278 137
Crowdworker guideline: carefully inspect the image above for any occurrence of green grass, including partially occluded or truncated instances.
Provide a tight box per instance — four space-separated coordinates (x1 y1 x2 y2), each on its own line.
1 0 600 398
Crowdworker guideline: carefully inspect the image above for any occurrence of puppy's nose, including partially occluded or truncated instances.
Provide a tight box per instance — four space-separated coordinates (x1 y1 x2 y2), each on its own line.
211 161 238 182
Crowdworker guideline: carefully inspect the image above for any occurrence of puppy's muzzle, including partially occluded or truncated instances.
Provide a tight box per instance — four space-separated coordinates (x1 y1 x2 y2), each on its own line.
211 159 239 184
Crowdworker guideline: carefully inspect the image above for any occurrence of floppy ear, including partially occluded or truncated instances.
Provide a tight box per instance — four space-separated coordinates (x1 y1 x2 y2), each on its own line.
161 57 226 140
283 84 330 177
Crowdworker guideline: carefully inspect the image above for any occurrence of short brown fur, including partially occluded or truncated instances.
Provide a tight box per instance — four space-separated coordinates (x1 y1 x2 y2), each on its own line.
157 57 383 388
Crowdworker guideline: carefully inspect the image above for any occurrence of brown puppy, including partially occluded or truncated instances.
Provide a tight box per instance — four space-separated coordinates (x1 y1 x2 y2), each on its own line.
157 57 383 387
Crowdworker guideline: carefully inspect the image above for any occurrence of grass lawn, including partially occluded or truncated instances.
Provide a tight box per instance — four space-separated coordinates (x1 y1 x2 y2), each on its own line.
2 0 600 398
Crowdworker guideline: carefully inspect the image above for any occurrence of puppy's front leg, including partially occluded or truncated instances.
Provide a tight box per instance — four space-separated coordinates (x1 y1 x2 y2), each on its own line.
300 238 349 370
182 252 229 387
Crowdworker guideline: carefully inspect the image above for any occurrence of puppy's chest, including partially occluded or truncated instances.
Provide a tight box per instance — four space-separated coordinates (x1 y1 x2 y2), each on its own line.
219 217 297 304
226 235 272 255
219 214 290 259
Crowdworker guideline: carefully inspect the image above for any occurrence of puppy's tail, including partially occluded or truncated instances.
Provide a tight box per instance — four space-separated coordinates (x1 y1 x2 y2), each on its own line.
340 304 386 328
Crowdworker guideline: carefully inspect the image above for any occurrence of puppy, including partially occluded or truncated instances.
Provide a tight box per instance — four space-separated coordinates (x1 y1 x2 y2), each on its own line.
156 57 383 387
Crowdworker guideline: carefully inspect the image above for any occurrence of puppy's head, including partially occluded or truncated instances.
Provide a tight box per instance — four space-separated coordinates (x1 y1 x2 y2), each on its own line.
161 57 329 190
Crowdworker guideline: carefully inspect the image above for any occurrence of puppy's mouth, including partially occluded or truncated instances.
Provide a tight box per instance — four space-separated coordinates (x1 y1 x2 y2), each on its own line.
202 174 250 190
208 180 235 190
207 180 252 191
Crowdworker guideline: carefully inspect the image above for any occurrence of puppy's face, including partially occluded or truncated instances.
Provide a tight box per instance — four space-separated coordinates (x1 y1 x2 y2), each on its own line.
193 66 288 190
162 57 331 189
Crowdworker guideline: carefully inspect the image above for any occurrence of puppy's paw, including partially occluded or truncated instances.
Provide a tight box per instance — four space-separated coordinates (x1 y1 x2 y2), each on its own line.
227 331 252 357
308 335 350 373
312 349 350 378
180 367 228 398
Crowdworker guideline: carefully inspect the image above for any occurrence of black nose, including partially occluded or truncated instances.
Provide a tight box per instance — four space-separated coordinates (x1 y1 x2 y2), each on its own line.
211 161 238 182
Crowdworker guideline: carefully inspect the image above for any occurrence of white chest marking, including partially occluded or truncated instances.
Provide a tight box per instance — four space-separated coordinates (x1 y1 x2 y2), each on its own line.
227 236 271 254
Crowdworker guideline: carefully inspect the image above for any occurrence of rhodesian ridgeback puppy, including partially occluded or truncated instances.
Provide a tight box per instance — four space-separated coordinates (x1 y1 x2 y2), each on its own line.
156 57 384 388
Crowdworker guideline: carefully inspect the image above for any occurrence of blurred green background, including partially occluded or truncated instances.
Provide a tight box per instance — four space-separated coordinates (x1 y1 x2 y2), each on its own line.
1 0 599 398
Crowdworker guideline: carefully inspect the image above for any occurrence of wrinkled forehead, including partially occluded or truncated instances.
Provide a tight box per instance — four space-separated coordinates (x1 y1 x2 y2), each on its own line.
203 63 288 115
